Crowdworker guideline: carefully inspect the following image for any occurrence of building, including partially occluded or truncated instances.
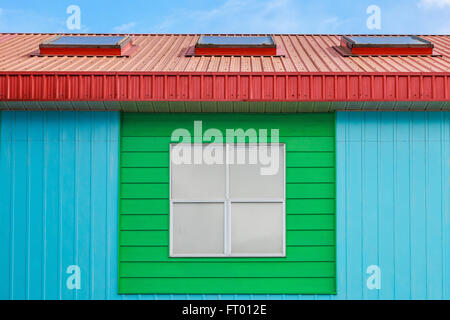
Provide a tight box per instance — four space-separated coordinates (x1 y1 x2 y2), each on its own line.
0 33 449 300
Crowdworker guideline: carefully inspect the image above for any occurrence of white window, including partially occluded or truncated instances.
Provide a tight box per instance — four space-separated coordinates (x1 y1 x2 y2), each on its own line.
170 143 286 257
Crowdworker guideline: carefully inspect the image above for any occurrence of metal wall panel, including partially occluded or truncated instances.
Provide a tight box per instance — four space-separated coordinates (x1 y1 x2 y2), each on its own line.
1 110 449 300
335 111 450 299
0 111 121 300
0 73 449 103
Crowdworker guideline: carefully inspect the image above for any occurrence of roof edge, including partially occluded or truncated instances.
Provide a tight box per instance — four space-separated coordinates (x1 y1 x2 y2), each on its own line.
0 72 448 102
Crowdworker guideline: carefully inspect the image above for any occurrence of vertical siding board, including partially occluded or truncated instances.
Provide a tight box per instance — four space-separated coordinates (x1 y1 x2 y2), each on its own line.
0 111 13 300
335 112 347 300
361 113 379 300
378 112 395 299
393 112 412 299
106 112 120 300
43 112 60 300
28 112 45 300
12 112 28 299
410 112 427 299
344 112 363 299
60 112 77 300
444 111 450 299
75 112 93 300
425 112 444 299
92 112 109 299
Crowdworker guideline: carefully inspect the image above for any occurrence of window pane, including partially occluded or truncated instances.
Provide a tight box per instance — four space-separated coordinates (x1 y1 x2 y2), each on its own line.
173 203 224 255
229 145 284 199
171 144 226 199
231 203 284 255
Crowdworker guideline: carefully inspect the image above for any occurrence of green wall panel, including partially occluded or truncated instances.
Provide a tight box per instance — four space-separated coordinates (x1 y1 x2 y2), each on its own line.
119 113 336 294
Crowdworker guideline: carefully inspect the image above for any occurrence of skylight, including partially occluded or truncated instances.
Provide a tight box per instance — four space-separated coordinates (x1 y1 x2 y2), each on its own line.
339 35 434 56
195 35 277 56
39 35 133 56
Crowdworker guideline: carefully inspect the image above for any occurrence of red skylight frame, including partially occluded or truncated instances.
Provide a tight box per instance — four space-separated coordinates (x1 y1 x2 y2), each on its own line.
195 35 277 56
339 35 434 56
38 35 134 56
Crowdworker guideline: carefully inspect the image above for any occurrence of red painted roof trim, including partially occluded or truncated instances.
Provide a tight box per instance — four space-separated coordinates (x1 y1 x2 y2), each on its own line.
0 72 448 102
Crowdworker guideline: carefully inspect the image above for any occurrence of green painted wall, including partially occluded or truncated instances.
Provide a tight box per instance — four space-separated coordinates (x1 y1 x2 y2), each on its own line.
119 113 336 294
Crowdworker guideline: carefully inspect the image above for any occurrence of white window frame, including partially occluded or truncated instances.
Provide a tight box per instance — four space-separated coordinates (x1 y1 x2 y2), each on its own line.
169 143 286 258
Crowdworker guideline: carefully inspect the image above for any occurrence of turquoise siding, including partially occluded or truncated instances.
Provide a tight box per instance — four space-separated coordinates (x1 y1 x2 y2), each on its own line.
0 111 449 299
0 111 120 300
335 111 450 300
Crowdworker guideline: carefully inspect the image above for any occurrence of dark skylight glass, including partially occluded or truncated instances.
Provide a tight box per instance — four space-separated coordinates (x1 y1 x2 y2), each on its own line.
197 36 275 47
338 35 434 56
38 35 133 56
49 36 126 46
343 36 432 47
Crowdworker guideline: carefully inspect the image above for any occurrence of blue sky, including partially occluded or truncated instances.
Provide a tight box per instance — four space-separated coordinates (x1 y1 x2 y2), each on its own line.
0 0 449 34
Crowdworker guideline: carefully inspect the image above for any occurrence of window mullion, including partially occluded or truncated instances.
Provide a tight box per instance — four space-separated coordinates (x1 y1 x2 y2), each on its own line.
225 143 231 256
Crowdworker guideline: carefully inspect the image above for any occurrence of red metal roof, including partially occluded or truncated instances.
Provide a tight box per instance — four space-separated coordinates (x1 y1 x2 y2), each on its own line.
0 33 449 103
1 33 450 72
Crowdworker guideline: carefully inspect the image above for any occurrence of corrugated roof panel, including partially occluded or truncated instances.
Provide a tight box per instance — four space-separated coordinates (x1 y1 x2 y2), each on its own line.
1 33 449 73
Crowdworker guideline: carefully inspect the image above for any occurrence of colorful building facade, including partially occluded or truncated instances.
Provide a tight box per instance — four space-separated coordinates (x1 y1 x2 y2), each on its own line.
0 34 449 299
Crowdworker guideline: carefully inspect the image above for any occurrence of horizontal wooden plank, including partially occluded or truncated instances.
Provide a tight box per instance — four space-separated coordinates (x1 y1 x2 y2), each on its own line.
119 277 336 294
286 168 335 183
119 246 336 262
286 199 335 214
120 215 169 230
121 137 170 152
121 113 335 137
286 152 334 167
120 231 168 246
121 137 335 152
120 230 334 246
119 262 336 278
120 184 169 199
121 168 169 183
288 231 335 245
120 199 169 214
283 137 334 152
286 215 335 230
121 152 169 168
287 183 335 199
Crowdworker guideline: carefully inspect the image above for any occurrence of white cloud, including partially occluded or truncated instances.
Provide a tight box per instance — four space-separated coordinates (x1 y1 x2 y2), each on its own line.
113 22 137 33
418 0 450 8
321 16 353 32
